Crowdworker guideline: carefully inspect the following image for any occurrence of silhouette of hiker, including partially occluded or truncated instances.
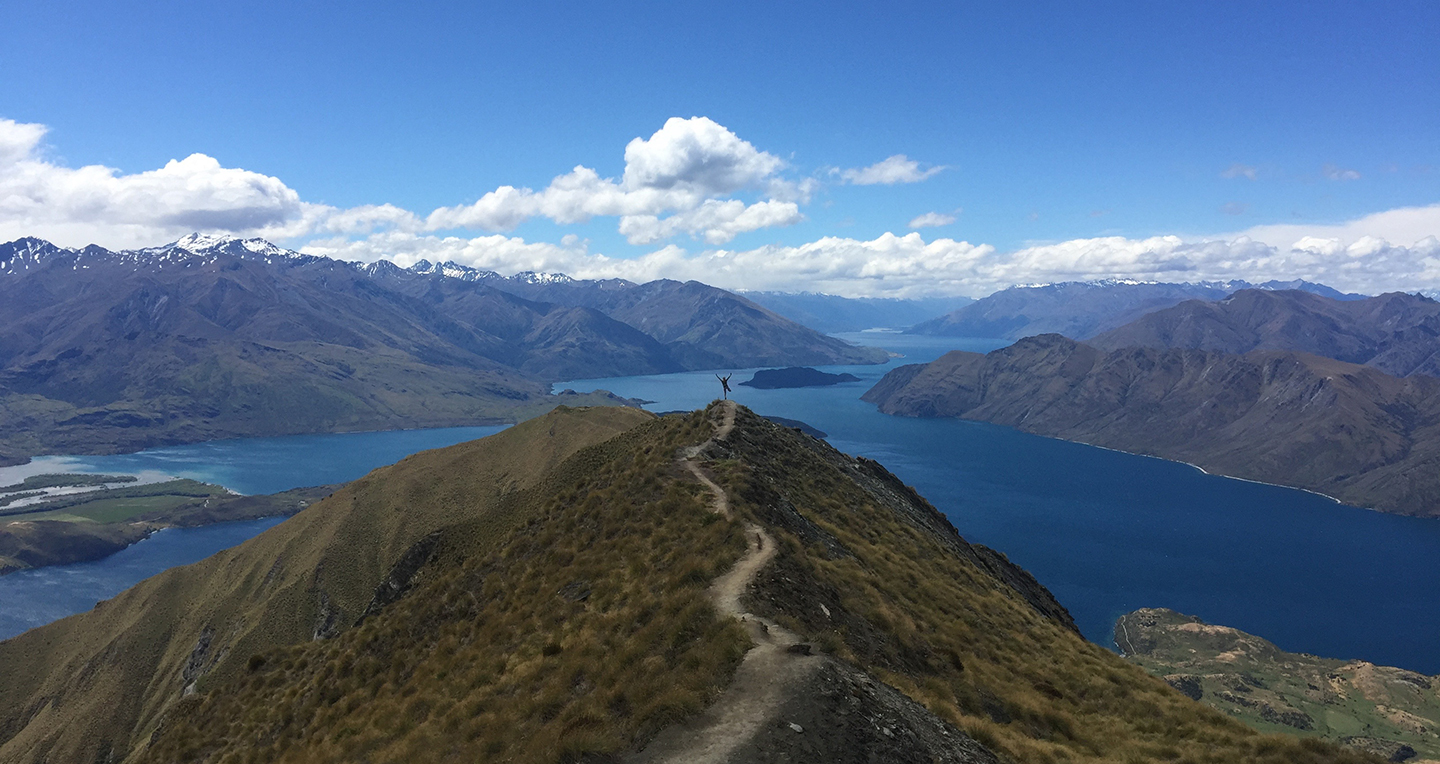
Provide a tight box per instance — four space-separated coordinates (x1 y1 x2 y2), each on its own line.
717 374 732 399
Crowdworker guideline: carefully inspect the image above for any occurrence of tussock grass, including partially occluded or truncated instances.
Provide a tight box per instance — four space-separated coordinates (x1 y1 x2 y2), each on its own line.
713 404 1379 764
142 411 750 764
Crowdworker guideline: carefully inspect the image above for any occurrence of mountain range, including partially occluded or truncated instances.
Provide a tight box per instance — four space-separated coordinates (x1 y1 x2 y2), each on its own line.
742 291 973 333
909 279 1367 340
0 235 883 460
0 403 1371 764
864 333 1440 517
1091 288 1440 378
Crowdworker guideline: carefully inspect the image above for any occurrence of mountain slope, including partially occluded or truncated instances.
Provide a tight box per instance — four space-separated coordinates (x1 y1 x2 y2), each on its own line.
441 267 891 368
863 335 1440 517
0 404 1375 764
0 236 883 460
909 280 1364 341
0 405 655 763
1118 608 1440 762
1092 289 1440 378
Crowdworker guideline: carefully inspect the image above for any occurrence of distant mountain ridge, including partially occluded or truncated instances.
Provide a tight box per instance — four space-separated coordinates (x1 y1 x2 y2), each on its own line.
1091 288 1440 378
742 291 974 333
908 278 1366 341
864 334 1440 517
0 235 883 460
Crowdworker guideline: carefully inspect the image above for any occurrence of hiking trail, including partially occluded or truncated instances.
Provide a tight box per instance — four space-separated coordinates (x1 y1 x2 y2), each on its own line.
633 400 822 764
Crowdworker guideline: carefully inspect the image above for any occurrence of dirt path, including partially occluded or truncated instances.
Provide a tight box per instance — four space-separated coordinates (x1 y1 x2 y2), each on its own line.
634 400 822 764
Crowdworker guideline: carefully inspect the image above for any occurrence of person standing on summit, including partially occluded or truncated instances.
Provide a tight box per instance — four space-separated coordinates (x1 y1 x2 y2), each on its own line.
717 374 732 400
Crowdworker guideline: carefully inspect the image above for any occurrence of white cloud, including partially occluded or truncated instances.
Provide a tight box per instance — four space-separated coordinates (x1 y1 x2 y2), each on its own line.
1221 163 1258 180
1323 163 1362 181
618 199 802 245
838 155 946 185
317 202 1440 299
1229 204 1440 251
908 211 957 229
424 117 797 242
621 116 782 195
0 118 306 249
0 115 802 250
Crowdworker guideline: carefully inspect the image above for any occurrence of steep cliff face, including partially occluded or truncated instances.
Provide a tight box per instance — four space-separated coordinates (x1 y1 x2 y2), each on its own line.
864 334 1440 517
0 405 1374 764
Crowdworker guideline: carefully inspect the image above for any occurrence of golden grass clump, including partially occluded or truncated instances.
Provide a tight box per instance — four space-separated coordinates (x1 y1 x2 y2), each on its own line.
141 411 750 764
711 405 1380 764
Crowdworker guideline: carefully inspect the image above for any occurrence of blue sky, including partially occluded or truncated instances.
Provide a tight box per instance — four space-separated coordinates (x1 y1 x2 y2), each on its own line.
1 1 1437 296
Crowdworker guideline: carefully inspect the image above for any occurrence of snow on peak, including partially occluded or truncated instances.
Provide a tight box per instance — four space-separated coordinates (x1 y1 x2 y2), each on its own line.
158 233 296 259
408 260 500 281
513 271 574 285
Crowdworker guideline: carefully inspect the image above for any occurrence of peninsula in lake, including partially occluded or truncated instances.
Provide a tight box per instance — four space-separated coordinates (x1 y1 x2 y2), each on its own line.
1118 608 1440 762
0 474 333 574
864 333 1440 517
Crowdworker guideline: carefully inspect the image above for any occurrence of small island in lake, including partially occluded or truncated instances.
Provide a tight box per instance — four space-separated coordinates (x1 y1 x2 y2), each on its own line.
739 366 861 389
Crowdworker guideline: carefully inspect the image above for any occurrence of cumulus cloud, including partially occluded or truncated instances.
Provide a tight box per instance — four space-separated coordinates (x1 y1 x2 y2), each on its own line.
424 117 798 243
0 118 306 248
1323 163 1362 181
618 199 802 245
1221 163 1257 180
315 202 1440 299
908 211 957 229
837 155 945 185
0 115 804 250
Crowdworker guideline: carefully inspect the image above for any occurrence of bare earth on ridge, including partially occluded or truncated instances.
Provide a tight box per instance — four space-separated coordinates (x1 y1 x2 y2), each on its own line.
634 400 823 764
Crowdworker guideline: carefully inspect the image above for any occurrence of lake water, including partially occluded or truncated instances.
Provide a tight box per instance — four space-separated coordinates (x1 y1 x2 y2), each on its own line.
555 332 1440 675
4 333 1438 675
0 518 285 639
0 425 506 640
0 424 509 496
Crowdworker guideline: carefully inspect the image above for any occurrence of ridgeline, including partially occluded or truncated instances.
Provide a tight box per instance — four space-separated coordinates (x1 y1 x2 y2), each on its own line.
0 404 1378 763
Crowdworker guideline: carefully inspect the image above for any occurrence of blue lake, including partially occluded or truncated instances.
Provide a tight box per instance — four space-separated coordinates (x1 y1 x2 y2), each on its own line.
0 424 506 640
0 424 509 496
0 517 285 639
3 332 1438 676
557 332 1440 675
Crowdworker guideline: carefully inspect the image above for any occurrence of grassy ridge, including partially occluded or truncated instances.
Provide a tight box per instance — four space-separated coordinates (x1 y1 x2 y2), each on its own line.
710 405 1376 764
142 411 751 763
0 404 1383 763
0 405 654 764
